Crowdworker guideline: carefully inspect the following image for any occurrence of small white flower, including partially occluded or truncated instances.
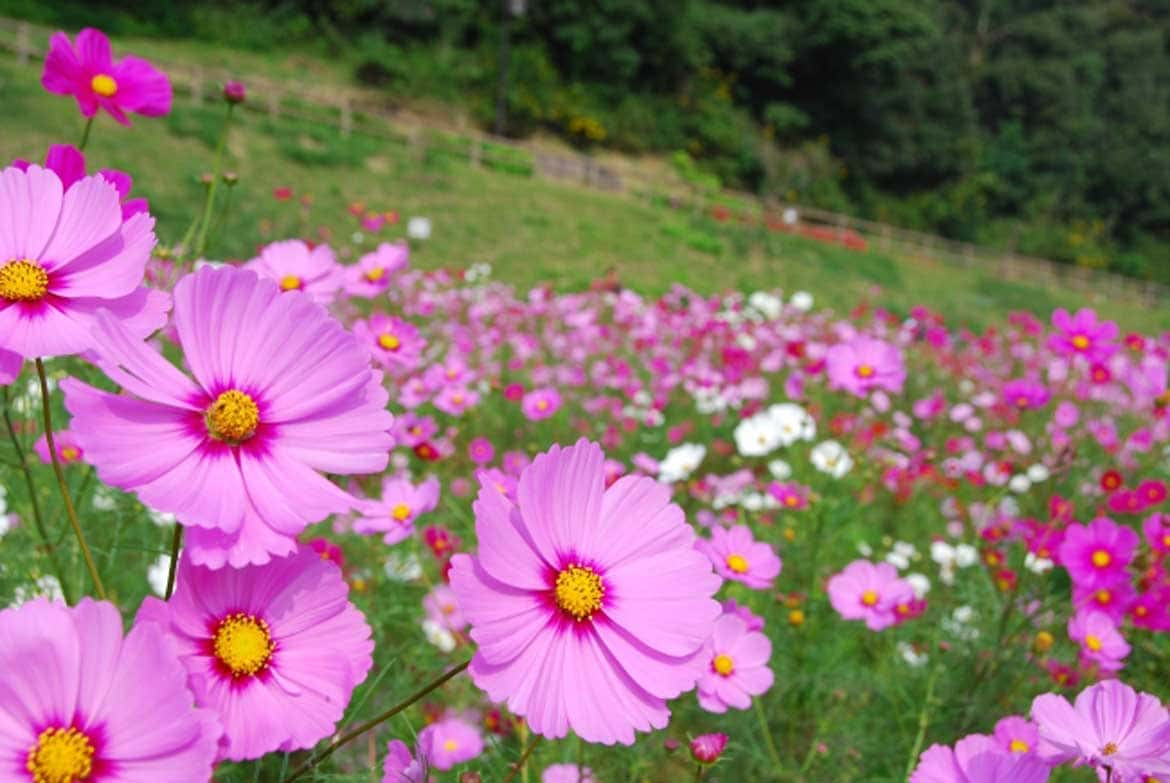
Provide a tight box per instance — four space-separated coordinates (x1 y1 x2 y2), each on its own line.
810 440 852 478
953 605 976 624
10 574 64 607
897 641 929 667
1025 552 1054 574
1008 475 1032 494
658 443 706 483
768 403 816 445
790 291 814 312
407 216 432 240
953 544 978 568
422 618 456 653
767 459 793 480
747 291 784 320
1026 464 1050 483
91 485 119 511
857 541 873 557
384 550 423 582
905 572 931 598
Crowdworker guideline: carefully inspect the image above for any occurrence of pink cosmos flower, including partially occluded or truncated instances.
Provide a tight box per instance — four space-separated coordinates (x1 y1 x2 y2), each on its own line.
246 239 343 304
721 598 765 632
1058 517 1138 588
1048 308 1119 363
449 439 721 745
309 536 345 567
137 547 374 760
15 143 148 219
353 475 441 545
1067 611 1130 672
543 763 597 783
825 335 906 397
433 385 479 416
468 436 495 466
768 481 809 510
383 738 426 783
1143 513 1170 554
1002 379 1051 410
827 559 916 631
993 716 1041 756
521 387 563 420
62 266 392 568
1031 679 1170 780
697 524 782 590
911 734 1052 783
33 428 84 466
346 241 408 298
417 717 483 771
353 313 425 374
423 583 467 631
0 348 19 384
691 733 730 764
696 613 774 713
42 27 172 124
0 598 221 782
0 164 167 358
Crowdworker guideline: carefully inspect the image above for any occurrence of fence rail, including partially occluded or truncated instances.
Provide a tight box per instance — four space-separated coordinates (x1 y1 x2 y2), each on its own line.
2 15 1167 307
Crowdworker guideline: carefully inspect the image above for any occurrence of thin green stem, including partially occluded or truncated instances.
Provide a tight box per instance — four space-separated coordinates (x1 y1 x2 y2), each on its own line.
754 697 782 770
164 522 183 599
904 665 944 782
34 359 106 600
78 116 94 151
693 763 705 783
2 385 72 603
193 103 235 259
501 735 543 783
281 658 470 783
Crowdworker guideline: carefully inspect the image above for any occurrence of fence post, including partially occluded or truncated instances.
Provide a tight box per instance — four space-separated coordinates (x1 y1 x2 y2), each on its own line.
339 96 352 136
16 20 30 65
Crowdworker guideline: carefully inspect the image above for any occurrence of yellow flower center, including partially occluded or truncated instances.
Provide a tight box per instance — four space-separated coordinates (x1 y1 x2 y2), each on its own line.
1136 605 1148 617
365 267 385 282
212 613 275 677
861 589 879 607
391 503 411 522
726 554 749 574
536 399 549 411
1091 550 1112 569
554 564 604 621
712 653 735 676
1009 739 1029 754
1015 396 1030 408
1095 589 1111 605
90 73 117 97
784 495 799 507
1102 742 1119 756
1084 634 1103 652
1162 534 1170 549
856 364 875 378
788 609 805 627
443 739 457 752
59 446 80 463
26 726 95 783
206 390 260 444
1072 335 1090 350
279 275 303 291
0 259 49 302
378 333 401 351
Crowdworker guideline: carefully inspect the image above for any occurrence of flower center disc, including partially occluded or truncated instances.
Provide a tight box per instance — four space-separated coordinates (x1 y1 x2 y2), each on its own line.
391 503 411 522
1091 550 1112 568
90 73 117 97
855 363 875 378
0 259 49 302
554 564 604 621
206 390 260 444
279 275 302 291
726 554 750 574
861 589 879 607
26 726 95 783
1072 334 1090 350
378 333 401 351
1084 634 1103 652
712 653 735 676
365 267 385 282
213 612 275 677
1009 739 1029 754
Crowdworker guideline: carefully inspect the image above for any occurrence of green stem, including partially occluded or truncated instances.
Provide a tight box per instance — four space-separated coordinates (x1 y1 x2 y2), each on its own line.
501 735 543 783
193 103 235 259
754 697 782 770
164 522 183 599
693 763 705 783
78 116 94 151
904 665 943 782
281 658 470 783
34 359 106 600
2 385 73 603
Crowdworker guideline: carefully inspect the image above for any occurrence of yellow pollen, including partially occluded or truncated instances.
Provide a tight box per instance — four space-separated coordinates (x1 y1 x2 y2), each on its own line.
443 739 457 752
391 503 411 522
279 275 303 291
59 446 80 462
1095 590 1111 605
212 613 274 677
554 564 604 621
856 364 875 378
788 608 805 627
1084 634 1103 652
1102 742 1119 756
90 73 117 97
206 390 260 443
726 554 749 574
1162 534 1170 549
452 393 465 405
378 333 401 351
861 589 879 607
1091 550 1112 569
1009 739 1029 754
0 259 49 302
1136 605 1148 617
26 726 95 783
536 399 549 411
1072 335 1090 350
1015 396 1030 407
784 495 799 507
712 653 735 676
365 267 385 282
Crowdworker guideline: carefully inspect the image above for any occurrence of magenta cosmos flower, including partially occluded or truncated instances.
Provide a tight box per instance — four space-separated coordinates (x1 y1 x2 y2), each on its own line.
353 475 440 545
544 763 597 783
417 718 483 771
1002 379 1051 411
825 335 906 397
33 428 84 466
1031 679 1170 780
383 738 425 783
245 239 343 304
696 613 774 713
911 734 1051 783
346 241 409 298
0 348 19 384
697 524 782 590
1058 517 1138 589
827 559 915 631
1048 308 1119 363
136 547 374 760
521 387 562 420
62 265 392 568
0 164 167 358
15 143 148 219
1067 610 1130 673
42 28 172 125
353 314 425 374
0 598 221 782
690 733 729 765
449 439 722 745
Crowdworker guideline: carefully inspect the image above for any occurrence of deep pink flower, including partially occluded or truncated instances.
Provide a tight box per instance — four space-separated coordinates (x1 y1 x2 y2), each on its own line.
246 239 343 304
697 524 782 590
825 335 906 397
137 547 374 760
1031 679 1170 779
690 733 729 764
1058 518 1139 588
383 738 426 783
521 387 563 420
62 266 392 568
827 559 915 631
696 613 774 713
42 28 172 124
345 241 408 298
0 348 19 384
1067 611 1130 672
0 598 221 782
222 80 246 104
449 439 721 745
721 598 765 632
353 475 440 545
1002 379 1051 410
418 717 483 771
1143 513 1170 554
1072 581 1136 624
468 436 495 466
33 428 84 466
911 734 1051 783
0 164 167 358
768 481 809 510
308 536 345 567
1048 308 1119 363
15 143 148 219
353 313 425 374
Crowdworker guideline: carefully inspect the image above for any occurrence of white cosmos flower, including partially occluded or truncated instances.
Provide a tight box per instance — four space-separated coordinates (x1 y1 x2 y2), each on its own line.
1008 475 1032 494
384 550 423 582
790 291 814 312
10 575 64 608
767 459 793 480
407 216 432 240
1026 464 1050 483
810 440 853 478
897 641 929 668
734 412 783 457
768 403 816 445
747 291 783 320
422 619 456 653
1025 552 1054 574
658 443 706 483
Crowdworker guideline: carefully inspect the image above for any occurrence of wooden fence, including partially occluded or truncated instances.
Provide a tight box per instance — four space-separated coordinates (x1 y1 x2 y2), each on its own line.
2 16 1167 307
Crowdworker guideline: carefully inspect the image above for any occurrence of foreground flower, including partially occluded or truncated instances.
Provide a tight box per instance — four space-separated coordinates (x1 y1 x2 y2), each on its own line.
383 738 426 783
825 335 906 397
450 439 721 745
1048 308 1119 363
828 559 915 631
15 143 149 218
910 734 1051 783
691 733 729 764
696 613 774 712
697 524 782 590
544 763 597 783
42 27 172 124
0 598 221 782
1031 679 1170 780
0 164 166 358
245 239 343 304
1058 517 1138 588
137 547 374 760
63 265 393 567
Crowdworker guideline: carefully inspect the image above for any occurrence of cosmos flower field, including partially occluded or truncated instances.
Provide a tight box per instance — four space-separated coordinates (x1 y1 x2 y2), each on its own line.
1 27 1169 783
